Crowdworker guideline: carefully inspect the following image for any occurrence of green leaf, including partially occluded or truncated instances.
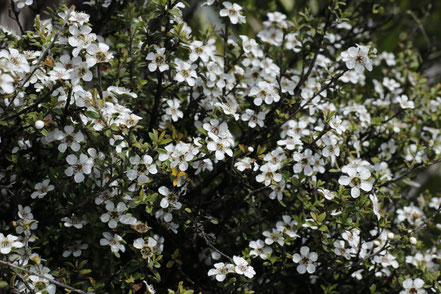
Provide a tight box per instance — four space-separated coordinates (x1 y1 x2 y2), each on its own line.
80 269 92 275
85 111 101 119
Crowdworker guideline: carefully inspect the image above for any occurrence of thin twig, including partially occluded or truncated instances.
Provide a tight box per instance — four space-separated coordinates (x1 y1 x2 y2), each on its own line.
3 6 73 115
0 259 86 293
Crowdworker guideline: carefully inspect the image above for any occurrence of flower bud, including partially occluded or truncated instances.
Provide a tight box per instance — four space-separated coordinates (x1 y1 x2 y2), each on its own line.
410 237 417 245
35 120 45 129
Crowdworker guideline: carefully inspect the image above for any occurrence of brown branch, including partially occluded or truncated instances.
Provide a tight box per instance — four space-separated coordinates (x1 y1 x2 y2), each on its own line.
0 259 86 293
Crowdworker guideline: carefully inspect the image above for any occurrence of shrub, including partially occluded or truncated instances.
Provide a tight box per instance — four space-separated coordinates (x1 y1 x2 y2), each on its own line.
1 0 441 293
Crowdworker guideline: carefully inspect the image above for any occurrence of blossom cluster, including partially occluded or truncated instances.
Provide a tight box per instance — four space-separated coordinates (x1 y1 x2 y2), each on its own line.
0 0 440 293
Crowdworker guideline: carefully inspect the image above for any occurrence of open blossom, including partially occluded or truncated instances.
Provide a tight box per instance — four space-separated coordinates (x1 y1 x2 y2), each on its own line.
292 246 318 274
256 163 282 186
164 98 184 122
87 42 113 64
341 44 373 73
338 160 373 198
241 109 268 128
100 201 128 229
61 214 87 229
249 239 272 259
146 46 169 72
219 2 246 24
62 241 88 257
208 262 234 282
13 0 33 9
29 275 56 294
31 179 54 199
396 94 415 109
0 233 24 254
263 229 284 246
334 240 351 260
68 25 96 57
100 232 125 253
207 138 234 161
133 237 159 259
276 215 298 238
400 278 426 294
233 256 256 278
174 60 197 86
55 125 85 153
189 40 212 63
65 153 93 183
0 71 14 94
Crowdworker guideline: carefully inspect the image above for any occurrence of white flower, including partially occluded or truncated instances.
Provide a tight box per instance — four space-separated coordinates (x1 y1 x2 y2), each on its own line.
382 77 400 91
189 40 211 63
293 149 314 176
208 262 234 282
262 229 285 246
292 246 318 274
219 2 246 24
400 278 426 294
69 11 90 25
234 157 255 171
62 241 88 257
65 153 93 183
61 214 87 229
158 186 182 210
342 228 360 249
396 95 415 109
334 240 350 260
256 163 282 186
87 42 113 65
241 109 268 128
329 116 346 135
275 215 298 238
0 48 30 73
285 33 301 52
48 66 72 81
207 138 234 161
100 232 125 253
249 81 280 106
55 125 84 153
249 239 272 259
0 71 14 94
233 256 256 278
174 60 197 86
100 201 127 229
146 46 169 72
71 56 93 82
369 193 381 220
0 233 24 254
269 180 285 201
126 154 157 184
31 179 54 199
318 188 335 200
341 45 373 73
338 161 373 198
13 0 33 9
164 99 184 122
133 237 159 259
29 275 56 294
68 25 96 57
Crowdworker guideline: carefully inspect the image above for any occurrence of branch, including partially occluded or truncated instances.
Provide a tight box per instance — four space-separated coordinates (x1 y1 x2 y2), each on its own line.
379 158 441 187
3 6 74 115
0 259 86 294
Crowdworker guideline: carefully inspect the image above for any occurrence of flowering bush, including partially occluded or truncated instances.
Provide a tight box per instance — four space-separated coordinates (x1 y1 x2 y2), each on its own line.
1 0 441 293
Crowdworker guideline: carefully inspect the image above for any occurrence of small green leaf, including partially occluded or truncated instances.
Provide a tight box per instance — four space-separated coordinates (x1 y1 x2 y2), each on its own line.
85 111 101 119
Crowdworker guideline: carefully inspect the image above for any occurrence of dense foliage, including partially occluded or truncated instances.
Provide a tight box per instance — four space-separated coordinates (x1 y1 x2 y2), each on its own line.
1 0 441 293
